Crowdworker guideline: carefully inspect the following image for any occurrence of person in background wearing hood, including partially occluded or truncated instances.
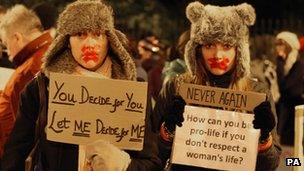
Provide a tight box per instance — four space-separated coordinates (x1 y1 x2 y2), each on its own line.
0 4 52 158
275 31 304 146
1 1 161 171
152 2 281 171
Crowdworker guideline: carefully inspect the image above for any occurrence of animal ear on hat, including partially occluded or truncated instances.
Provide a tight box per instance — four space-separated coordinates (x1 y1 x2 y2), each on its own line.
186 1 205 23
235 3 256 26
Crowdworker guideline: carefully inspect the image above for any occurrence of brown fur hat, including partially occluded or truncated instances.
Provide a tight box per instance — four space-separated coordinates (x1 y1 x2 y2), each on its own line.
184 1 256 80
42 0 136 80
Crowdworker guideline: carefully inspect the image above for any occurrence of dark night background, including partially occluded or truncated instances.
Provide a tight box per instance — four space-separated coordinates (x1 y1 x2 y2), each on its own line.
0 0 303 45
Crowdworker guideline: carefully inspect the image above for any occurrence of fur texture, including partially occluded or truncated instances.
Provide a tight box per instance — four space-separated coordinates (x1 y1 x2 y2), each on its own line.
185 1 256 81
42 0 136 80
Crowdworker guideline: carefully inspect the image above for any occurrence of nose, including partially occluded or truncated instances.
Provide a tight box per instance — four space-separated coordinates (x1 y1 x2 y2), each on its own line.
85 36 97 46
215 49 225 60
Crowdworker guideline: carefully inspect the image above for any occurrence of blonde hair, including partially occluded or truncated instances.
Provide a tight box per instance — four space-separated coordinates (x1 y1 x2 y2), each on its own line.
0 4 42 40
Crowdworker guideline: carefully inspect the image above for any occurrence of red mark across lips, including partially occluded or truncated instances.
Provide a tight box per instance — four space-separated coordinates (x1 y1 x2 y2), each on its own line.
81 46 99 63
207 57 230 70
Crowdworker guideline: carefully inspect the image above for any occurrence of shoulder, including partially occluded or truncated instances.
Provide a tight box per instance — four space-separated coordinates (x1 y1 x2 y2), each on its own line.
1 68 26 96
21 72 48 99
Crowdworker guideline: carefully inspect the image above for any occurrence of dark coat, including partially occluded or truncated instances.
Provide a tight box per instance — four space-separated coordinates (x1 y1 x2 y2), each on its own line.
276 57 304 145
1 73 162 171
152 72 282 171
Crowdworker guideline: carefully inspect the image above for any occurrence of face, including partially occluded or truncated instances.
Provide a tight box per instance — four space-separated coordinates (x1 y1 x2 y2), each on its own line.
275 39 291 60
201 42 236 75
137 41 152 60
69 31 108 71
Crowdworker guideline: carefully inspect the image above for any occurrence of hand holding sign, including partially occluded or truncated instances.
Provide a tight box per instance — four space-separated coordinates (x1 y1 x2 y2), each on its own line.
85 139 131 171
163 95 186 133
253 101 276 141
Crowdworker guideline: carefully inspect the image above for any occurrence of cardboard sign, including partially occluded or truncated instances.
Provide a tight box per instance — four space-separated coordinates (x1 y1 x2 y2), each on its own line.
46 73 147 151
171 106 260 171
0 67 14 90
295 105 304 171
179 83 266 111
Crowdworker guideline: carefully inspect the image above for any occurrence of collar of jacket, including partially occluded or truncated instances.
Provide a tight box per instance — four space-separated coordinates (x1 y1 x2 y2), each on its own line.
13 32 52 67
206 68 234 88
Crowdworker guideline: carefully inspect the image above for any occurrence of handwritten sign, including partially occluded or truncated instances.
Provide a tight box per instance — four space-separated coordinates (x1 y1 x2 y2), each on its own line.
171 106 260 171
179 83 266 111
46 72 147 151
295 105 304 171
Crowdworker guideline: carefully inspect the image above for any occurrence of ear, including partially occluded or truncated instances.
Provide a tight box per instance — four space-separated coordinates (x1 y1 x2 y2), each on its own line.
13 32 23 44
186 1 205 23
235 3 256 26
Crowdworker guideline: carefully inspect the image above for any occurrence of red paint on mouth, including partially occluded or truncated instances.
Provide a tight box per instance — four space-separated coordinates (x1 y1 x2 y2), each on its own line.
207 57 230 70
81 46 99 63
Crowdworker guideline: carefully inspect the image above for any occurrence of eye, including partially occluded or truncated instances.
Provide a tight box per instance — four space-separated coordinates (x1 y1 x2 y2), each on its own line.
203 43 215 49
77 32 87 39
94 30 101 37
223 44 232 50
93 30 106 38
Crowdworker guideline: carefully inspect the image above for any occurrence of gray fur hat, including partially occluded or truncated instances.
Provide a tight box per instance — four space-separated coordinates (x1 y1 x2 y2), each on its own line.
185 1 256 80
42 0 136 80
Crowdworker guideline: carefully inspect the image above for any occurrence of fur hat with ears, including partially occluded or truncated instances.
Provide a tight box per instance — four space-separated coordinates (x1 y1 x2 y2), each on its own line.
42 0 136 80
184 1 256 80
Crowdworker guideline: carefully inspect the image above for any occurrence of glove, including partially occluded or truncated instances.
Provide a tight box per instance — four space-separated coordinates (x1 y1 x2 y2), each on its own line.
253 101 276 141
163 95 186 133
85 140 131 171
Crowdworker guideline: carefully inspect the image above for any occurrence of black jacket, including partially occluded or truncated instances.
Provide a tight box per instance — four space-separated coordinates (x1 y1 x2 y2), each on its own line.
276 57 304 145
1 73 162 171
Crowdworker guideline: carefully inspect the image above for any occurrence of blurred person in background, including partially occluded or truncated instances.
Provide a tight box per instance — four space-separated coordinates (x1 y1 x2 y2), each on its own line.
129 37 148 81
162 30 189 86
138 36 166 101
138 36 163 72
0 5 13 68
275 31 304 146
249 34 280 103
0 4 52 158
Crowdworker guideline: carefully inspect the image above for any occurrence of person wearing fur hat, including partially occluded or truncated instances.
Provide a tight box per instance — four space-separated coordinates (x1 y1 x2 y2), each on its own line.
152 2 281 171
1 0 161 170
275 31 304 146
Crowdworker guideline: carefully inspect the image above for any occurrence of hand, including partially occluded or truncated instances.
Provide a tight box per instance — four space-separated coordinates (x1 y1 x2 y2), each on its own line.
253 101 276 141
85 140 131 171
163 95 186 133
